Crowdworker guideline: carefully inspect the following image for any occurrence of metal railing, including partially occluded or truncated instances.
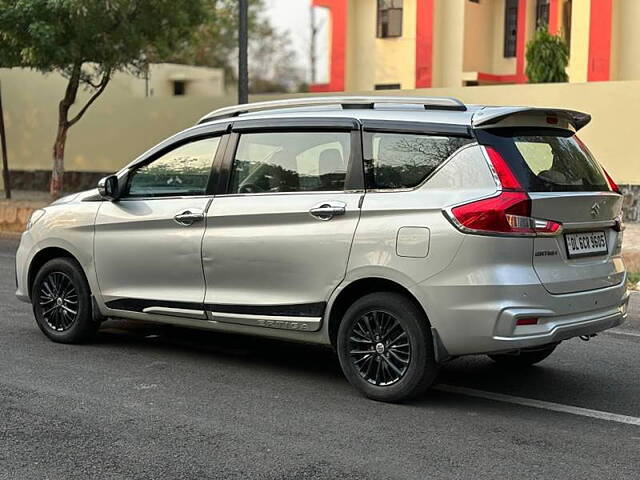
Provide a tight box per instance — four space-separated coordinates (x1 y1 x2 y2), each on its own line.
198 95 467 124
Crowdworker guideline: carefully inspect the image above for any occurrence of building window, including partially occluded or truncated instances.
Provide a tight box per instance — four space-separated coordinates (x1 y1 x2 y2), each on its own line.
563 0 572 47
536 0 550 29
375 83 401 90
173 80 186 96
377 0 403 38
503 0 519 58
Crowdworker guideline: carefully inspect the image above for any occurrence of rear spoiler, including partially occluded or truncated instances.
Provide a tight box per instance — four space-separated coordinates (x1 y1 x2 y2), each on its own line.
471 107 591 132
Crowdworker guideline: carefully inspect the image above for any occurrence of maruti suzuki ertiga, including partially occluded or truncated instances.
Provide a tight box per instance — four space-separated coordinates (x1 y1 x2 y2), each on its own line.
16 96 629 402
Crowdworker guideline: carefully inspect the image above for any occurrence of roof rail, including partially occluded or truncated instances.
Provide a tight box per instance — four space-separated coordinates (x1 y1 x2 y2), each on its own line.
197 96 467 124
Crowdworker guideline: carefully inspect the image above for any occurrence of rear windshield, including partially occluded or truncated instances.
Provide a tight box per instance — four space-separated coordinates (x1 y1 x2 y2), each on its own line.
475 128 609 192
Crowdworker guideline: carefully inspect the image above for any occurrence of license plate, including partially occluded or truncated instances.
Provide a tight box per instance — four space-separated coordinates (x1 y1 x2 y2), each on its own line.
564 231 608 258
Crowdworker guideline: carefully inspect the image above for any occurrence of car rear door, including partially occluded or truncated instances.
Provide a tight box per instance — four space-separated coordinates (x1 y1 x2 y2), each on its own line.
201 118 363 332
475 121 625 294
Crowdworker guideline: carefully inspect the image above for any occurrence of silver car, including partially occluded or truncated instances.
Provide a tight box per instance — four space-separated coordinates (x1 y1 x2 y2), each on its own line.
15 96 629 402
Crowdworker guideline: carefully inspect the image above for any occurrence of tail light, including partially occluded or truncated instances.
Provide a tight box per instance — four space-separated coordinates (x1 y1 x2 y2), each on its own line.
602 168 621 194
445 147 562 237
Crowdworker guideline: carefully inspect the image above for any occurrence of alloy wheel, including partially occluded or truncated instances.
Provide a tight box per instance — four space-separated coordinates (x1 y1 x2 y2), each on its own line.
39 271 79 332
348 310 411 386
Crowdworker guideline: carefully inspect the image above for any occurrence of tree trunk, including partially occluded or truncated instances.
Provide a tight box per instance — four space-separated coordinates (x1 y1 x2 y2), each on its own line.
50 122 68 198
50 64 81 198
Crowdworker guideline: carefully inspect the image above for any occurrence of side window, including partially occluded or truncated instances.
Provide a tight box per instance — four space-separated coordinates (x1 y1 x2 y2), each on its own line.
126 137 220 198
503 0 519 58
364 132 472 190
377 0 403 38
229 131 351 194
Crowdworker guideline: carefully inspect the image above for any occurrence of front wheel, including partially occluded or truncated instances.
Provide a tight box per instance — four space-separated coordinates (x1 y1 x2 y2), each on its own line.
337 292 438 403
32 257 98 344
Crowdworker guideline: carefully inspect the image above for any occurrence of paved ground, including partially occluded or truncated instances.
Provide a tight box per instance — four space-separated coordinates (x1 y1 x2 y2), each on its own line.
1 238 639 479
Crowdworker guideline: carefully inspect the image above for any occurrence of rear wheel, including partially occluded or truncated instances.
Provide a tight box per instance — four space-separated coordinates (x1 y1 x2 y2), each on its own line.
488 345 557 367
32 257 98 344
337 292 438 402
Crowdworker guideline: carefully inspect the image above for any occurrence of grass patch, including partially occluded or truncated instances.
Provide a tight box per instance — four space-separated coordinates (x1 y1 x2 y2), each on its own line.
628 271 640 286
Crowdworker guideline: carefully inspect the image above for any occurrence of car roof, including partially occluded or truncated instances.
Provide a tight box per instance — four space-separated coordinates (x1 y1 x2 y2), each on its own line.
195 96 590 132
200 104 480 128
197 96 478 128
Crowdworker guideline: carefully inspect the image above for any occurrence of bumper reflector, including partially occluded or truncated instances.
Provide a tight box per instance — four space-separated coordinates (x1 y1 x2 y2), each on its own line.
516 317 539 326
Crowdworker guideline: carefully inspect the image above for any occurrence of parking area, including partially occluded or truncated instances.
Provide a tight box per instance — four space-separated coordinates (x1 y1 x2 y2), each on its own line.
0 237 638 479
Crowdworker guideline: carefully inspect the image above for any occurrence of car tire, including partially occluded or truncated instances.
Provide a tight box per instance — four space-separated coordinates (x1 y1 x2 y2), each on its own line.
488 345 557 367
32 257 98 344
337 292 438 403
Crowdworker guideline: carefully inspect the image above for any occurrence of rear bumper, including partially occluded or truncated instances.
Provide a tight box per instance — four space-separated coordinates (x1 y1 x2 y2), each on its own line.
411 279 629 357
489 291 628 352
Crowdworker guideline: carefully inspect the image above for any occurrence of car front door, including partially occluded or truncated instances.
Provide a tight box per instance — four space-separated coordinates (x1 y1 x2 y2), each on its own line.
201 119 363 332
94 130 226 320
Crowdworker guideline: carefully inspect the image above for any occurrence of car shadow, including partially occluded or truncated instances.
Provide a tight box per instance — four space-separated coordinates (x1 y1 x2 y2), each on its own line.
95 318 344 379
91 319 635 415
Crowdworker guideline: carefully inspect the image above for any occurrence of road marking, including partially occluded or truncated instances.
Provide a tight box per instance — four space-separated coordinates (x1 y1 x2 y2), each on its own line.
435 384 640 427
605 329 640 338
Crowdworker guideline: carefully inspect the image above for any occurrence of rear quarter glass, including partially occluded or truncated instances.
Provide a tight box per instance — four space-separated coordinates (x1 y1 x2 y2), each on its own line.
474 127 610 192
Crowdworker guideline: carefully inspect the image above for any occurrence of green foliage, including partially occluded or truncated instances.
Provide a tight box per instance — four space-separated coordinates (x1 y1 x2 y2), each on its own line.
525 28 569 83
0 0 205 78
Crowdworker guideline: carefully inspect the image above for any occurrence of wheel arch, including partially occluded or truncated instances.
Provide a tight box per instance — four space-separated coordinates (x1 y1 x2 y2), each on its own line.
326 277 431 348
28 247 85 298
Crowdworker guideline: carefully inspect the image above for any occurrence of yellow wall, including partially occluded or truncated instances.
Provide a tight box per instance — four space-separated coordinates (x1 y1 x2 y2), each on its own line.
489 0 517 76
345 0 417 91
0 68 251 176
611 0 640 81
375 0 417 89
463 0 495 74
566 0 590 83
433 0 465 87
139 64 225 98
345 0 376 91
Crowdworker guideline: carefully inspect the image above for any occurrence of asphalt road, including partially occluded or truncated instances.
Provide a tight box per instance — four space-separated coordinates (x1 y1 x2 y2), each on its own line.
1 237 639 479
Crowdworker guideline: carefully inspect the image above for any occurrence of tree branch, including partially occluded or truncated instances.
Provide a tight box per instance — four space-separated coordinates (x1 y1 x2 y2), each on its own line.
67 69 111 128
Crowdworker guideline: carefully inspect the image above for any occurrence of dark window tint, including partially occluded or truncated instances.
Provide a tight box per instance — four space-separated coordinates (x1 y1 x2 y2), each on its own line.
375 83 401 90
364 132 472 189
563 0 572 48
230 132 351 194
173 81 186 96
377 0 403 38
477 129 609 192
127 137 219 197
536 0 550 29
504 0 518 57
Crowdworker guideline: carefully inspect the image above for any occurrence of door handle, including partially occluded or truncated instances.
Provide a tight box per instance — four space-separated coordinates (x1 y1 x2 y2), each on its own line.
174 209 205 226
309 201 346 221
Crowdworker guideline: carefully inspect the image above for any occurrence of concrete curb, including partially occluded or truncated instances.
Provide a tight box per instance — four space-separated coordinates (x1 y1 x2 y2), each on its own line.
0 205 36 233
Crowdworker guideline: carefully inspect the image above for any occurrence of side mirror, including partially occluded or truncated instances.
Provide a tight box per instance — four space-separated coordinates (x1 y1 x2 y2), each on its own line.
98 175 119 201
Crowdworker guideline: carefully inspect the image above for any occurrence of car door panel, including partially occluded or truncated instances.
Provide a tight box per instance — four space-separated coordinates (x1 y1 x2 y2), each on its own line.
95 197 211 312
202 192 361 310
